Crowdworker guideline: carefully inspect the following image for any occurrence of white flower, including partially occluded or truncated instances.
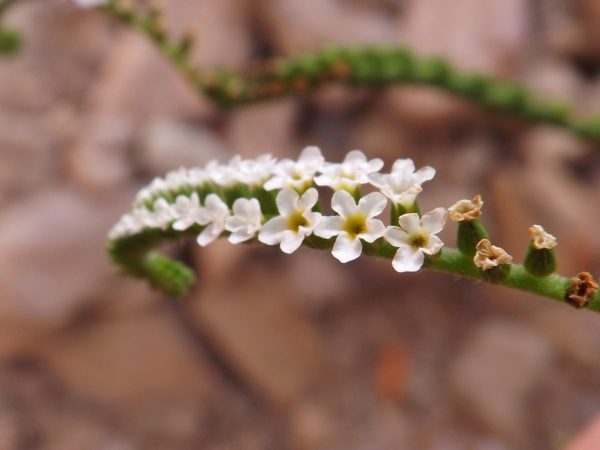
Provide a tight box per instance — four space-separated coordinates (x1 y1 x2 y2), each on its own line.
264 146 325 192
235 154 277 187
164 167 191 191
145 177 170 200
188 167 209 187
170 192 204 231
196 194 230 246
144 197 173 230
258 188 322 253
225 198 264 244
384 207 447 272
369 159 435 207
133 187 154 207
314 149 384 192
207 158 239 187
314 190 387 263
108 206 151 239
74 0 108 8
127 207 151 233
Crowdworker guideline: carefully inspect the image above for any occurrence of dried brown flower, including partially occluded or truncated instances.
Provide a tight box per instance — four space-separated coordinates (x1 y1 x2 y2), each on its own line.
448 195 483 222
565 272 598 309
473 239 512 271
529 225 557 250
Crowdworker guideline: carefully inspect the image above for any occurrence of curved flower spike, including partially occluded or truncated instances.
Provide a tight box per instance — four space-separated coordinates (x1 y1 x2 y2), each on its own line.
264 146 325 192
314 190 387 263
314 149 384 192
384 207 447 272
258 188 322 253
225 198 264 244
196 194 230 246
369 158 435 207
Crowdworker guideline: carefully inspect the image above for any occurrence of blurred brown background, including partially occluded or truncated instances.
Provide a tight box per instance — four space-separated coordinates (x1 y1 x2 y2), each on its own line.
1 0 600 448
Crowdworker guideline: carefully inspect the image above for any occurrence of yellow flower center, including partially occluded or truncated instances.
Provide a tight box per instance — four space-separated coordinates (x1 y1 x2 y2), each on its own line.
343 214 367 238
409 233 428 250
287 211 309 233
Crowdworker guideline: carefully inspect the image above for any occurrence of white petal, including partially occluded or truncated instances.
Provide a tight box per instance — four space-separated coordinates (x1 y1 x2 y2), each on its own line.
391 159 416 174
302 211 322 231
422 234 444 255
383 226 410 247
225 215 246 232
276 188 300 217
299 146 323 165
153 197 170 212
314 171 338 188
332 233 363 263
415 166 435 183
172 217 194 231
368 173 389 189
232 198 253 217
421 207 447 235
343 149 367 165
280 231 305 254
366 158 384 173
360 219 386 242
398 213 422 233
228 230 255 244
391 246 425 272
314 216 345 238
262 177 282 191
258 217 288 245
197 222 223 246
204 194 229 215
330 190 357 218
297 188 319 211
357 192 387 218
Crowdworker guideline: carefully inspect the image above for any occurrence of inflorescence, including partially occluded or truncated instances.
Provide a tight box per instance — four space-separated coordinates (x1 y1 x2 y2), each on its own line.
106 147 599 310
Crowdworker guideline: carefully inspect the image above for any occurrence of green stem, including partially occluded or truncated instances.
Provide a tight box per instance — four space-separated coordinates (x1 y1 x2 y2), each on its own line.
98 3 600 144
108 229 600 311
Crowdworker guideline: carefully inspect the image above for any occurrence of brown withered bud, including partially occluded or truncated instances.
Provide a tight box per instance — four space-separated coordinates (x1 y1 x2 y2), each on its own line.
565 272 598 309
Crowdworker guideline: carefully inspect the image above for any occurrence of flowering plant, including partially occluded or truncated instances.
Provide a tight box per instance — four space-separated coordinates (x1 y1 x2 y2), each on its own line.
106 147 599 310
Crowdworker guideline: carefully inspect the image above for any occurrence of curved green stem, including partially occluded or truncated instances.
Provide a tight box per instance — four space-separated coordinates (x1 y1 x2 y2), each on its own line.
107 229 600 311
99 1 600 145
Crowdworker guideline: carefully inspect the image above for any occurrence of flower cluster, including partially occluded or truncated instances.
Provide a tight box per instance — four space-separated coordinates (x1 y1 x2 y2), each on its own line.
108 147 446 271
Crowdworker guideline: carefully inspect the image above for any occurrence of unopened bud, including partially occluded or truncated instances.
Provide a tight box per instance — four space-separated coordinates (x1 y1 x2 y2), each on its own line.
523 225 557 277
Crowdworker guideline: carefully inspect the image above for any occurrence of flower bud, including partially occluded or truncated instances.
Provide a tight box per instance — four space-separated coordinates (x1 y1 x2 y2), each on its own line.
481 262 512 284
474 239 513 284
457 219 490 258
449 195 489 258
523 225 557 278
